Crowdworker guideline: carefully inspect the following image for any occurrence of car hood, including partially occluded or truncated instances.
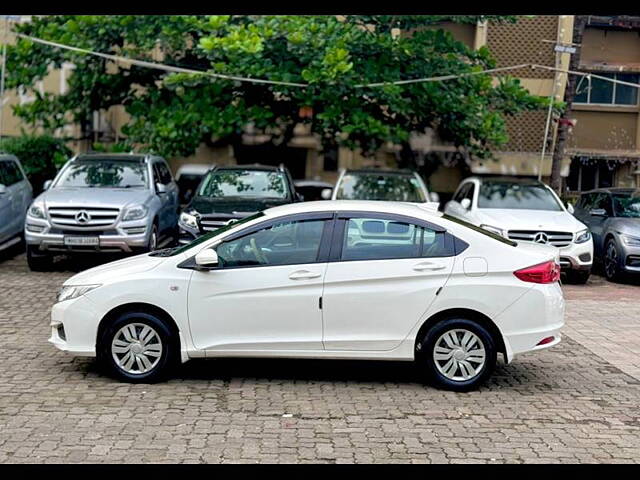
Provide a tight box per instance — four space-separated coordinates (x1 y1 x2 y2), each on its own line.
188 196 290 216
476 208 586 232
63 253 165 286
38 187 153 209
608 217 640 236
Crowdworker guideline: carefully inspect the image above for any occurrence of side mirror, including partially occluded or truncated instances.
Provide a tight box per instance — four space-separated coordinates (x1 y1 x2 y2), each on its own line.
194 248 219 269
589 208 607 217
429 191 440 203
43 180 53 191
320 188 333 200
460 198 471 210
0 184 6 194
156 183 167 195
566 203 575 215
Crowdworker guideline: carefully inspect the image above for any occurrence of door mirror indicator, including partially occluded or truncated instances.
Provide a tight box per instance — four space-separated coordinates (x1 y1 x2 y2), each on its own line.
589 208 607 217
195 248 219 269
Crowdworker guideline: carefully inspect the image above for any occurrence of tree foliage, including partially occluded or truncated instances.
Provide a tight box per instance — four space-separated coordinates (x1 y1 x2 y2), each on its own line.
7 15 553 161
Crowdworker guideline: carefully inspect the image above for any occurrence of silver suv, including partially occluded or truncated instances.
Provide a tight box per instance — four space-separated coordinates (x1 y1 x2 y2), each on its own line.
25 153 179 271
0 154 33 252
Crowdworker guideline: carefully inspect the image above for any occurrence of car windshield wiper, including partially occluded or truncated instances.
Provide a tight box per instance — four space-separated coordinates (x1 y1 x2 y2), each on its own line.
148 247 178 257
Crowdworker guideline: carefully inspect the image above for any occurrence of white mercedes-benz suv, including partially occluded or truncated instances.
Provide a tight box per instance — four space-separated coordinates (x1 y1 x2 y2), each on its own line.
50 200 565 391
444 177 594 284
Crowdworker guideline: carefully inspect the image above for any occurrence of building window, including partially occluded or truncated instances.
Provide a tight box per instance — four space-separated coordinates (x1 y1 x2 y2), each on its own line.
574 73 639 106
566 157 616 192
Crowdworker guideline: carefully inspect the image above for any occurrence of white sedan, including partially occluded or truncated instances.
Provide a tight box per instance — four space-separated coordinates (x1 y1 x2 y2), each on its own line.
50 200 565 391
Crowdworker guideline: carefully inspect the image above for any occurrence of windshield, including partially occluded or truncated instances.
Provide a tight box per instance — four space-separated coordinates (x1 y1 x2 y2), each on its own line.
442 214 517 247
165 212 265 257
55 160 149 188
613 193 640 218
336 173 427 202
197 170 288 199
478 182 562 211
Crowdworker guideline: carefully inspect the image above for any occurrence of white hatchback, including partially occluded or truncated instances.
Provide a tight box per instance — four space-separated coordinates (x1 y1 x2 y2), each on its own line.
50 201 565 391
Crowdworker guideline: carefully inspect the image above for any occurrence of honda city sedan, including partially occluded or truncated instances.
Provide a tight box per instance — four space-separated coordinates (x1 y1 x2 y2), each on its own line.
50 201 565 391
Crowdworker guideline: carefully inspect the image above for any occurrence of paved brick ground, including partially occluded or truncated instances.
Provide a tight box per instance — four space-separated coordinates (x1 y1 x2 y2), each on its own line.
0 249 639 464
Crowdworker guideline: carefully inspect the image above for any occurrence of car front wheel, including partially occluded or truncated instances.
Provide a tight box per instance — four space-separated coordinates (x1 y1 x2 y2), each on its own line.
604 238 624 282
417 318 496 392
26 244 53 271
98 311 177 383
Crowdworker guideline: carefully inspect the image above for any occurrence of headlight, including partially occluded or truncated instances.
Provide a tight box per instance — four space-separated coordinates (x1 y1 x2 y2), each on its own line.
480 224 506 237
179 211 199 229
621 234 640 247
28 203 45 219
56 284 101 303
575 229 591 244
123 205 148 221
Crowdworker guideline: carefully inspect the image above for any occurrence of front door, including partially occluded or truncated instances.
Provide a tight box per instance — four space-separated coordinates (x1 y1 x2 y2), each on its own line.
321 213 456 351
187 213 333 351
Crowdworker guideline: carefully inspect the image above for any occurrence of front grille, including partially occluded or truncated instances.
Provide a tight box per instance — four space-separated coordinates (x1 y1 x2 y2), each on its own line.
198 213 252 233
507 230 573 247
48 207 120 229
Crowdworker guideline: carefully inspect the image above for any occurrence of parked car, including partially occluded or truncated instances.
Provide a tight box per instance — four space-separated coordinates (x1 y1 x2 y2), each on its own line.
175 163 214 206
332 168 440 207
0 154 32 252
444 176 593 284
50 200 565 391
573 188 640 281
25 153 179 271
178 164 301 245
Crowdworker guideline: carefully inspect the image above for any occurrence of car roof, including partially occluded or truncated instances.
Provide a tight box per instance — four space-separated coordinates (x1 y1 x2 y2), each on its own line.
262 200 441 220
176 164 214 175
345 168 417 176
75 153 147 162
294 180 333 188
465 176 545 186
214 164 285 172
580 187 639 195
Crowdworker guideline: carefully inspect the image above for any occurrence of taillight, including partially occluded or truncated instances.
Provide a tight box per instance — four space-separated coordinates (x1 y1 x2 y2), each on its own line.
514 260 561 284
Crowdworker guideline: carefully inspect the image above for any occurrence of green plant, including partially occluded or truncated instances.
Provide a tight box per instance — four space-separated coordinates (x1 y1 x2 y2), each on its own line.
0 135 72 192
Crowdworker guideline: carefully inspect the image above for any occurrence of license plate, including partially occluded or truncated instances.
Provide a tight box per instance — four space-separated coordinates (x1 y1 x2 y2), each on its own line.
63 236 99 246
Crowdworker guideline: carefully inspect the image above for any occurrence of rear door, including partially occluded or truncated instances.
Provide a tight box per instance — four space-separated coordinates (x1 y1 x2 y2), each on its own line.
321 212 456 351
0 161 12 242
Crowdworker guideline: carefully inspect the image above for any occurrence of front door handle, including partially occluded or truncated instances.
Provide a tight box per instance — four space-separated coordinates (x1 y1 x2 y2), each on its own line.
289 270 322 280
413 262 446 272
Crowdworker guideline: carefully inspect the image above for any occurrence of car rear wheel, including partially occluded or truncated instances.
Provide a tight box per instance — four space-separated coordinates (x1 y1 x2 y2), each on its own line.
26 244 53 272
604 238 625 282
417 318 496 392
98 311 177 383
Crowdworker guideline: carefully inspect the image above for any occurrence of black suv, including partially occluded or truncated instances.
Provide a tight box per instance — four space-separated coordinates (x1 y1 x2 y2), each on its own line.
177 164 300 244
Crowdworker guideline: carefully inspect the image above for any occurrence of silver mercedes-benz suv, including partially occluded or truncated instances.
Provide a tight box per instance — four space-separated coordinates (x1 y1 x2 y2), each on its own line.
24 153 179 271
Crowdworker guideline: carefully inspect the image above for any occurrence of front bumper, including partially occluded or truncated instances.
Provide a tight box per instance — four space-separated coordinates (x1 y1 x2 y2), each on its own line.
49 295 101 357
621 243 640 274
25 217 151 253
557 239 594 271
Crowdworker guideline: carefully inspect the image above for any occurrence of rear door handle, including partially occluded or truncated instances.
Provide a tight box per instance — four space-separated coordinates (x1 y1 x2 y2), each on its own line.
413 262 446 272
289 270 322 280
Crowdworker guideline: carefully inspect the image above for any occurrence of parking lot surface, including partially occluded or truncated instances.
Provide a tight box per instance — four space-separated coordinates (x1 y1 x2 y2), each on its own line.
0 250 639 464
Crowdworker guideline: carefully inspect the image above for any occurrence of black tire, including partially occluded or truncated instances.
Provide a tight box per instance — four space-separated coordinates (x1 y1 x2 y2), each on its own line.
565 269 591 285
604 237 625 282
146 223 159 253
416 318 497 392
98 311 177 383
26 244 53 272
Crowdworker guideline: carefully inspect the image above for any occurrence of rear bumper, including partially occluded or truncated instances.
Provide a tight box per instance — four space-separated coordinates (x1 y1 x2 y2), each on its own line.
495 283 565 362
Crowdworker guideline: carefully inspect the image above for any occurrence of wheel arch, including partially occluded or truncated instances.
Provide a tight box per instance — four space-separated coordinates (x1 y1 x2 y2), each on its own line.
414 308 506 356
96 302 181 354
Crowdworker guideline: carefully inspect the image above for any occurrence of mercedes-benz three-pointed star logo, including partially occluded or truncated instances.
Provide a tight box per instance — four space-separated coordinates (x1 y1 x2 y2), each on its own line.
75 210 91 224
533 232 549 244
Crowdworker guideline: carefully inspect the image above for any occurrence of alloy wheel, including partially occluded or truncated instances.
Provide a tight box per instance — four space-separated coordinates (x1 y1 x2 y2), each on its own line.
111 323 163 375
605 242 618 279
432 329 486 381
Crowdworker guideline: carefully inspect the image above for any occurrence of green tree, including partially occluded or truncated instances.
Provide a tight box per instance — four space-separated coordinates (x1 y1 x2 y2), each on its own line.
6 15 554 166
